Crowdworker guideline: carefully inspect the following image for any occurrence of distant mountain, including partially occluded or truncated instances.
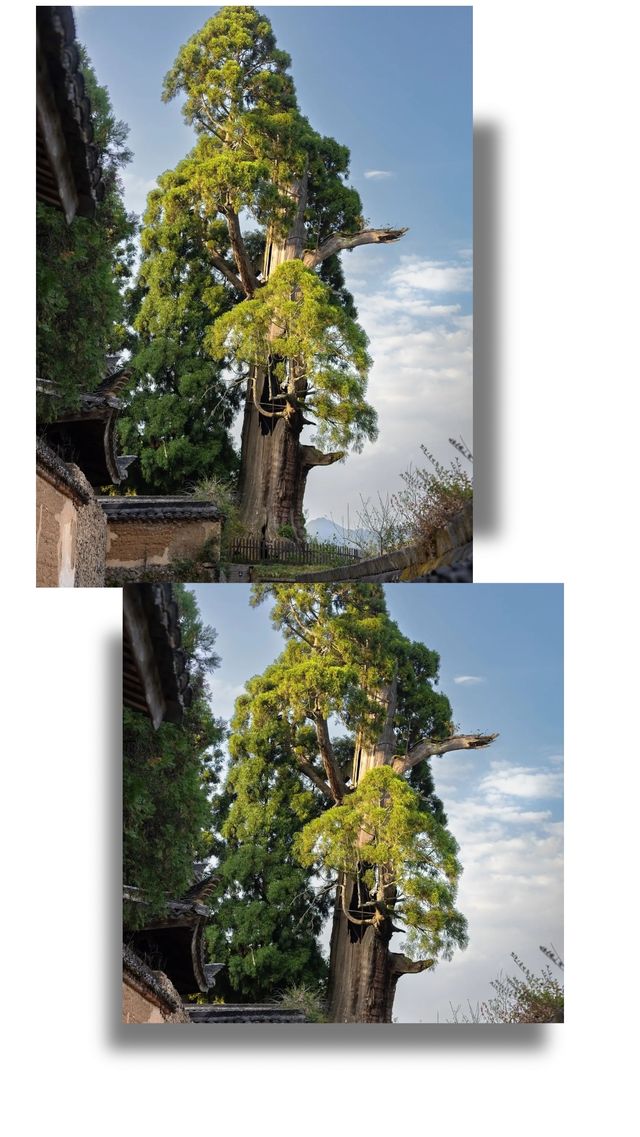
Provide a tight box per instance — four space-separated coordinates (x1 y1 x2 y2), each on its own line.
306 517 373 551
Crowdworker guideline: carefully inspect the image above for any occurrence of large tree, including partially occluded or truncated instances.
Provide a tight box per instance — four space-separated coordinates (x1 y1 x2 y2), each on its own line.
156 6 405 540
216 584 497 1023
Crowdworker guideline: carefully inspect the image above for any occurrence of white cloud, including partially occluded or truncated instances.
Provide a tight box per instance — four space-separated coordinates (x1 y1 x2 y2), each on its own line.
390 255 473 293
208 678 245 722
363 169 394 179
303 249 473 520
479 762 564 800
393 806 563 1021
121 171 159 216
390 751 563 1022
453 675 485 685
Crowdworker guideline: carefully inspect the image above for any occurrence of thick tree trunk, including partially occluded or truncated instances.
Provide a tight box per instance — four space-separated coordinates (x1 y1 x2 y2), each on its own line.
237 171 343 543
327 871 434 1023
328 879 398 1023
328 675 405 1023
238 389 342 542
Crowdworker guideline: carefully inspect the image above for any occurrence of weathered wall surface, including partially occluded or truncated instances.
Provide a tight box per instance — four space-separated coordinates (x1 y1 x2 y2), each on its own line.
122 977 189 1024
122 949 190 1024
36 452 108 587
74 495 107 587
36 474 78 587
106 563 219 586
105 518 221 570
122 981 166 1023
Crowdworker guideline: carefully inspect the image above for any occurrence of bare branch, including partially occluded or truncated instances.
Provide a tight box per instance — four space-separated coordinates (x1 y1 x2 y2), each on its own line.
389 952 435 975
302 227 408 270
392 732 499 775
224 207 259 295
291 752 334 802
206 247 245 293
313 710 348 803
338 882 375 927
281 616 318 651
300 444 345 470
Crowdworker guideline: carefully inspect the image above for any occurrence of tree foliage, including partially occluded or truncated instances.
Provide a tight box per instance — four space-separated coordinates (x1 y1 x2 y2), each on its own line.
118 166 242 493
296 766 468 961
37 48 136 414
208 259 375 452
205 718 329 1001
158 6 377 449
161 6 364 250
123 586 225 927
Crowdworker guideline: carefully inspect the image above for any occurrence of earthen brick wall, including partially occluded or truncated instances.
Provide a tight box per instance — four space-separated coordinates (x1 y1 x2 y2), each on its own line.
105 518 221 570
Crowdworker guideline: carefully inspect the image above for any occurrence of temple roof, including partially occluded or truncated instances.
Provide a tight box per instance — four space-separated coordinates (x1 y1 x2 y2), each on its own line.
123 874 222 997
36 435 94 504
36 6 105 221
123 584 193 728
100 497 223 522
186 1005 308 1024
37 366 136 488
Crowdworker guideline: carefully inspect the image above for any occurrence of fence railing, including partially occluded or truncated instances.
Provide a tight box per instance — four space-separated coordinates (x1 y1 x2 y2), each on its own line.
229 537 360 565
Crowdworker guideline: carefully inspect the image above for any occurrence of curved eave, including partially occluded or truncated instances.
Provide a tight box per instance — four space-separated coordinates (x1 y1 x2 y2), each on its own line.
36 6 105 221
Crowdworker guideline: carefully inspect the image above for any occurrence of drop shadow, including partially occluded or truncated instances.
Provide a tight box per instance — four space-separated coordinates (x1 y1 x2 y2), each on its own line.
473 121 503 536
105 629 125 1043
109 1020 555 1053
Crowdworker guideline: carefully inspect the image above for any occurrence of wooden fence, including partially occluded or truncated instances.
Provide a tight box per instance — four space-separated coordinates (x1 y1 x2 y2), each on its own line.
229 537 360 565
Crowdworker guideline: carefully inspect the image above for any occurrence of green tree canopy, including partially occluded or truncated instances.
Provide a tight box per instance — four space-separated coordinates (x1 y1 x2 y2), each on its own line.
123 586 225 928
208 259 376 452
37 47 136 415
118 164 242 493
205 727 329 1001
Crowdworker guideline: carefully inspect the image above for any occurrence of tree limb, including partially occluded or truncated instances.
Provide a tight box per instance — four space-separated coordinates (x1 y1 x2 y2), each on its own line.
206 246 245 293
339 882 375 926
300 444 345 470
313 710 348 803
389 952 435 975
291 751 334 802
224 207 259 295
392 733 498 775
302 227 408 269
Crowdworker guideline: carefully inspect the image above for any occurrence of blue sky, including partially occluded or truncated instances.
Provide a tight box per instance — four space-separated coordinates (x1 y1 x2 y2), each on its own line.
74 4 473 521
191 582 564 1023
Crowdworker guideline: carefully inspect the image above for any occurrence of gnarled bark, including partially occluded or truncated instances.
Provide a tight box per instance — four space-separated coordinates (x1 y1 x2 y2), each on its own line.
237 389 344 541
328 875 398 1023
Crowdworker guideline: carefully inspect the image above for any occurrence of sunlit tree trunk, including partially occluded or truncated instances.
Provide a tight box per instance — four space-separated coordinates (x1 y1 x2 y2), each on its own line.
237 172 343 542
327 676 428 1023
328 881 399 1023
